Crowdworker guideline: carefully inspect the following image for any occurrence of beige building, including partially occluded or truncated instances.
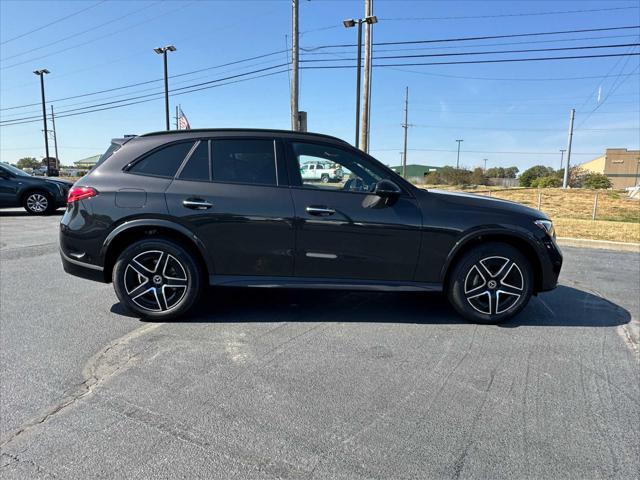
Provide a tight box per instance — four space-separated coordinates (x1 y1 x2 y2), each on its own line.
581 148 640 189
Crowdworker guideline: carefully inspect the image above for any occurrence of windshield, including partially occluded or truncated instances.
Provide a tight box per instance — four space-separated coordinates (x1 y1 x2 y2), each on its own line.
0 163 31 177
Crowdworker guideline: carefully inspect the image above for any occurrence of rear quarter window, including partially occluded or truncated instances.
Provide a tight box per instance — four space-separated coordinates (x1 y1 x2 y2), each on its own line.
129 141 195 178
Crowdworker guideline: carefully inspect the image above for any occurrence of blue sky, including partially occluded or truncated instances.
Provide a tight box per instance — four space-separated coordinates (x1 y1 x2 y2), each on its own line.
1 0 638 171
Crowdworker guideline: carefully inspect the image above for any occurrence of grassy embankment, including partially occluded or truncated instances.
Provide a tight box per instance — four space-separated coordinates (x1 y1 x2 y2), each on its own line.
426 186 640 243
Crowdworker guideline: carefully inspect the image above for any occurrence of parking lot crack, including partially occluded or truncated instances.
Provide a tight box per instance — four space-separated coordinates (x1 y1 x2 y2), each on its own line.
0 323 163 449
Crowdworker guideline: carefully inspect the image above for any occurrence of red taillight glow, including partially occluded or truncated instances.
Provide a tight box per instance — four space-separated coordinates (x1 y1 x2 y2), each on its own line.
67 186 97 203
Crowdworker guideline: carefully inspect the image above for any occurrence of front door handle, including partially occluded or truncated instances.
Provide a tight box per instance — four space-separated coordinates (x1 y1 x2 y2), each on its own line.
306 206 335 216
183 198 212 210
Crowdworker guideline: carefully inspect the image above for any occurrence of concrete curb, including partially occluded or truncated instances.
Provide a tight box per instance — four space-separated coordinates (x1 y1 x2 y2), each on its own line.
557 237 640 253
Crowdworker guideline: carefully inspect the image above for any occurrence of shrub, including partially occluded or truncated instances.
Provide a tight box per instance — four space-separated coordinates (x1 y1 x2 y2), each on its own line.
583 172 612 189
519 165 555 187
440 166 472 185
470 167 489 186
424 171 442 185
533 175 562 188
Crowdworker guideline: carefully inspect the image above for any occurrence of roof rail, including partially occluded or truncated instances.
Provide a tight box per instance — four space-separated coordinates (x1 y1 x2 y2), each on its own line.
138 128 349 144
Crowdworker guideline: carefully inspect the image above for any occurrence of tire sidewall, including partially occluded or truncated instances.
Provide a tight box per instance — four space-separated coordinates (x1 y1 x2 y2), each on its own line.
112 238 202 320
448 243 533 324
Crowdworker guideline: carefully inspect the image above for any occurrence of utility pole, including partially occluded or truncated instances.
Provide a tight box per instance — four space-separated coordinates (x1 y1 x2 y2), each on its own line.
50 105 59 170
175 105 179 130
33 69 50 175
154 45 176 131
563 109 575 188
455 139 463 169
483 158 488 171
360 0 374 152
402 87 410 178
559 149 566 170
291 0 300 131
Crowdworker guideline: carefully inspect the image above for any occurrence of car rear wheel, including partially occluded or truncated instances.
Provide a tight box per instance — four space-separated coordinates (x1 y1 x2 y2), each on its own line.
112 238 203 320
448 242 533 324
321 174 329 183
23 191 55 215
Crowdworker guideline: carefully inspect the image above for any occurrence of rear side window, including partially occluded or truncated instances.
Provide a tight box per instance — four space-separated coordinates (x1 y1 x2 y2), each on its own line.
129 141 195 178
212 139 277 186
178 141 210 181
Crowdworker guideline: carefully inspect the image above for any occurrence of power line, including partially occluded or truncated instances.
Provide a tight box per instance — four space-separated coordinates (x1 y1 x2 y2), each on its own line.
300 52 640 69
0 1 195 70
302 25 640 50
381 6 640 22
410 124 639 132
0 49 287 111
370 148 603 156
0 67 290 126
0 1 160 62
300 42 640 62
0 1 107 45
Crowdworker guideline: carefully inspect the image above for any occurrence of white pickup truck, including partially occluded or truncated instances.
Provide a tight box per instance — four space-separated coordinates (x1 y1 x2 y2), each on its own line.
300 161 345 183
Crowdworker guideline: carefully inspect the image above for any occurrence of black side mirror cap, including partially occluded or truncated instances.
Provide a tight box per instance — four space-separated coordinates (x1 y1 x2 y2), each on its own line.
373 179 402 197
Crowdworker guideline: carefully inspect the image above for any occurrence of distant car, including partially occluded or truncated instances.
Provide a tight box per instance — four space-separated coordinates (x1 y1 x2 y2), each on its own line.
59 129 562 323
0 163 72 214
300 161 344 183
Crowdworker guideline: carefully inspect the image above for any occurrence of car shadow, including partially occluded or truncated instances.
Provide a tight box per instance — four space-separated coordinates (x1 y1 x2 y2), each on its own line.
0 209 64 217
111 284 631 328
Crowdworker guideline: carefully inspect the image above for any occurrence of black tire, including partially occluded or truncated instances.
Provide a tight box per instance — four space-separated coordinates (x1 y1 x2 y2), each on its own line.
112 238 203 320
320 174 330 183
23 190 55 215
447 242 533 324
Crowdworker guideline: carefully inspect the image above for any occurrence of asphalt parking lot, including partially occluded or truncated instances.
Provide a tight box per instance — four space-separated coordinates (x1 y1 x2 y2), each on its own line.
1 208 638 479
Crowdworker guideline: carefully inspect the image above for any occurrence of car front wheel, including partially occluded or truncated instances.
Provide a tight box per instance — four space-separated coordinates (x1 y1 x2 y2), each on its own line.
448 242 533 324
112 238 203 320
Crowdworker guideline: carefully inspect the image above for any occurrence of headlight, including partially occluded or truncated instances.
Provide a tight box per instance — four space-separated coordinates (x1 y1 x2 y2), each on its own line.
534 219 555 238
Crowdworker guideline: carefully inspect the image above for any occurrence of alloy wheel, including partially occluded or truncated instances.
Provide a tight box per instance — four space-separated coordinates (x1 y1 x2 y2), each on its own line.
123 250 188 312
26 193 48 213
464 256 524 315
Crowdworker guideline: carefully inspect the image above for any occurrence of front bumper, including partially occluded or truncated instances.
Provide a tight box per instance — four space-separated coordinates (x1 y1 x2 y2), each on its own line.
538 236 563 291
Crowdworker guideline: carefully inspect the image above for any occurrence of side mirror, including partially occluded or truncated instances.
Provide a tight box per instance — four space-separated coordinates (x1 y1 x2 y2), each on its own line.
373 179 402 197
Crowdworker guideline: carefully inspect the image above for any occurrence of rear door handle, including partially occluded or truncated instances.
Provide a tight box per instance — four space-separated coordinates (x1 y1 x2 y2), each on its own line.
306 206 335 216
183 198 212 210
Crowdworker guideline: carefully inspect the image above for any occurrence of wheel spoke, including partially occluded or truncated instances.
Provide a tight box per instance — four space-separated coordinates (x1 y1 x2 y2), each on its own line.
464 265 486 294
496 290 521 314
500 262 524 291
466 290 492 315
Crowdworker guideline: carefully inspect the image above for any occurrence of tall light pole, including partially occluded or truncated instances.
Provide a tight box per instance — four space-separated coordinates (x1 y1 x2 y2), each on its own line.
154 45 176 131
559 149 566 170
291 0 299 131
343 15 377 149
33 69 51 175
483 158 488 171
455 139 463 169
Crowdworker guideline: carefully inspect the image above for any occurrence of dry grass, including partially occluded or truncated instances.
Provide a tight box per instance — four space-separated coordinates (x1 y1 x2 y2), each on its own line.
423 186 640 243
553 218 640 243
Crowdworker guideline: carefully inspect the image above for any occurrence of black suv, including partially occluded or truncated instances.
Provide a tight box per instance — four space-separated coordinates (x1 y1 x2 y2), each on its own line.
0 163 71 214
60 129 562 323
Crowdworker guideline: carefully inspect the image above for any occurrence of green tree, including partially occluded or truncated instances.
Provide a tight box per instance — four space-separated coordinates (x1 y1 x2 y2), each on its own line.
504 166 519 178
470 167 489 185
519 165 555 187
440 166 472 185
16 157 39 169
485 167 505 178
583 172 612 189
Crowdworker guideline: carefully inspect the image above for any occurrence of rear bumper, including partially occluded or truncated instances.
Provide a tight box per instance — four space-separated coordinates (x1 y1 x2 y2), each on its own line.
60 248 106 283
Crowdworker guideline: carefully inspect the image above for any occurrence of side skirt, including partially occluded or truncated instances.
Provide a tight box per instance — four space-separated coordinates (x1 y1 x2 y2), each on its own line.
209 275 442 292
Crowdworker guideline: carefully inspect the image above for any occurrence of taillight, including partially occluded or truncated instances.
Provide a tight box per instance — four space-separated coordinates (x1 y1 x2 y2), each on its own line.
67 186 97 203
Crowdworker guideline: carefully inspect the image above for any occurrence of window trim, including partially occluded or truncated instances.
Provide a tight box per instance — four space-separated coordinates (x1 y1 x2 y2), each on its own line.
175 140 212 183
123 140 197 179
284 139 415 198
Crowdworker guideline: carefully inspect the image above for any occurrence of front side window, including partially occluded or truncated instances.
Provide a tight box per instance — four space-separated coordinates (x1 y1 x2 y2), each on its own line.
212 139 277 186
292 142 385 193
129 141 195 178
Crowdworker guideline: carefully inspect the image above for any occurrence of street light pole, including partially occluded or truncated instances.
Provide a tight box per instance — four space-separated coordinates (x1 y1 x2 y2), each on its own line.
344 15 377 150
34 69 50 175
154 45 176 131
455 139 463 169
